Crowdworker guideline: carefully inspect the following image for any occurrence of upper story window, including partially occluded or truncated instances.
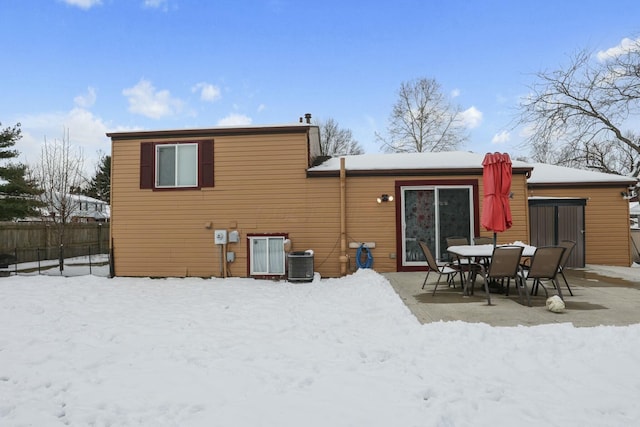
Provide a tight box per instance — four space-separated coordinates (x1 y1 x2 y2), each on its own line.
140 140 214 190
156 143 198 188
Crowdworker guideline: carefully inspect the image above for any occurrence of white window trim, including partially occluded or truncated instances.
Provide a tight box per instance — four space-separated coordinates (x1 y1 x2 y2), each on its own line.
249 235 286 276
155 143 198 188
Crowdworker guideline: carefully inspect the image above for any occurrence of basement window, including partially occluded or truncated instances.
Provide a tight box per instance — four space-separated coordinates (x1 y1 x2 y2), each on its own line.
249 235 286 276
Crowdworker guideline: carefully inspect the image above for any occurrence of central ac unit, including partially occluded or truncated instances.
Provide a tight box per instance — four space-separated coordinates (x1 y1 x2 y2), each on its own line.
288 251 314 282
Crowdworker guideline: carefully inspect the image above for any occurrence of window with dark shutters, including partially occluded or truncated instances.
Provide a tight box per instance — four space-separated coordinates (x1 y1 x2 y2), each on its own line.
139 140 214 190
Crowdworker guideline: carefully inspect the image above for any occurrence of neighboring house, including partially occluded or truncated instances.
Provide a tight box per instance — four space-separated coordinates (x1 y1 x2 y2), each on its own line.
107 121 637 278
20 194 110 223
631 202 639 228
70 194 110 223
44 194 110 223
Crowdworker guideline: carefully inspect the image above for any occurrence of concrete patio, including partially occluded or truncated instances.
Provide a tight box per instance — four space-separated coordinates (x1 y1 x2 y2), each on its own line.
383 269 640 327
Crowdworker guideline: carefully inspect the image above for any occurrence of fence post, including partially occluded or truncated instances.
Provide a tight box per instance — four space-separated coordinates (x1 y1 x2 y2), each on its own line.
88 245 92 275
37 247 41 274
59 244 64 272
109 238 115 278
14 247 17 275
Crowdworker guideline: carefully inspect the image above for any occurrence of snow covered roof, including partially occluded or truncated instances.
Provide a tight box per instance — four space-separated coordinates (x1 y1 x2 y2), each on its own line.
527 163 637 186
308 152 638 187
307 151 532 175
70 194 108 204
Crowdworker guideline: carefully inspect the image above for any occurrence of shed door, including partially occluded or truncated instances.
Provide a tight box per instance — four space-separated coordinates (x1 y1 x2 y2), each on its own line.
529 199 585 268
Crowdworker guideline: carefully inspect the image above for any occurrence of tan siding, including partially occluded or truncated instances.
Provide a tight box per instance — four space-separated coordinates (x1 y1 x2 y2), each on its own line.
111 133 322 277
527 187 631 266
112 131 534 277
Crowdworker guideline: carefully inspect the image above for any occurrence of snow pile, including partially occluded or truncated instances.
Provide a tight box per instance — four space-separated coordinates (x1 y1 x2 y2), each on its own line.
1 269 639 426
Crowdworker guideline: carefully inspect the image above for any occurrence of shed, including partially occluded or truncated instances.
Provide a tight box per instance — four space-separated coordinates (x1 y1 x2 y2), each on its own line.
527 163 637 267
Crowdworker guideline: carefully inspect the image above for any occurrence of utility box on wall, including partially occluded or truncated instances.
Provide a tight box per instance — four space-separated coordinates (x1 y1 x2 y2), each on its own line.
214 230 227 244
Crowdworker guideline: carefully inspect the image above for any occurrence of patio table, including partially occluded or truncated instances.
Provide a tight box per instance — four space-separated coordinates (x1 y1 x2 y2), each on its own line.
447 244 536 297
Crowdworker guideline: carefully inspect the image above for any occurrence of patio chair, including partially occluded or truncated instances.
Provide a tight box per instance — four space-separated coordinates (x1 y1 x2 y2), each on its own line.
481 245 528 306
557 240 576 296
446 236 482 287
473 236 494 245
472 236 495 268
418 241 459 296
523 246 567 300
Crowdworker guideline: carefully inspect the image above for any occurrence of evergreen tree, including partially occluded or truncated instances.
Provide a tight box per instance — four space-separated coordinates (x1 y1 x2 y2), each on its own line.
0 122 42 220
85 154 110 203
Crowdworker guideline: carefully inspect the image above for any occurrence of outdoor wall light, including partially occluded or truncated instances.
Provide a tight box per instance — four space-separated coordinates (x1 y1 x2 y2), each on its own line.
377 194 394 203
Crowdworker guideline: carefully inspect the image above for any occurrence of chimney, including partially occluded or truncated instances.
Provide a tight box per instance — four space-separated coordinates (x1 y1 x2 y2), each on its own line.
304 113 312 124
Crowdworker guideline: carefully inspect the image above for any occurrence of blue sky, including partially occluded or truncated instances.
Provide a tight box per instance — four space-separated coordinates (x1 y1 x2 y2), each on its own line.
2 0 639 173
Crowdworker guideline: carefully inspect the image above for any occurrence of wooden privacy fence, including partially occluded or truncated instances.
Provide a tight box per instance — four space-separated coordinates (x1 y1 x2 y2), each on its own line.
0 222 109 263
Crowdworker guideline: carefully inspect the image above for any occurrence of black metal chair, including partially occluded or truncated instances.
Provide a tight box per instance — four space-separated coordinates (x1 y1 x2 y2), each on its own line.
481 245 528 306
523 246 567 300
446 236 482 288
418 241 459 296
473 236 494 245
557 240 576 296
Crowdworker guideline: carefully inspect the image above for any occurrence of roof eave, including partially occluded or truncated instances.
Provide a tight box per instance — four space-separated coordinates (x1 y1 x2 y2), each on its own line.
528 180 636 188
107 125 315 141
307 166 533 178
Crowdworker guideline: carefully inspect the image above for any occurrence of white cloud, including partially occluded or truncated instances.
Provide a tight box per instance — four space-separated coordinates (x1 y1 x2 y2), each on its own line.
61 0 102 9
122 79 183 119
17 108 112 175
451 88 461 98
519 123 536 139
191 82 221 102
597 37 640 61
74 87 97 108
491 130 510 144
257 104 266 113
217 114 252 126
459 106 482 129
143 0 168 10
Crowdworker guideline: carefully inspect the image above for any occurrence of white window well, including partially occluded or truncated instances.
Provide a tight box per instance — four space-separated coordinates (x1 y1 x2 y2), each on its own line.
156 143 198 188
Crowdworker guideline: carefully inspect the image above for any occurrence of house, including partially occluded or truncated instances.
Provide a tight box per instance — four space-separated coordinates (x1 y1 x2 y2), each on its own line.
107 120 637 278
69 194 110 223
21 193 110 223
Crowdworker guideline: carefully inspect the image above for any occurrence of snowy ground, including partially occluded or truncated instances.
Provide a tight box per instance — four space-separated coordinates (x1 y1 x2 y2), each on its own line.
1 268 639 426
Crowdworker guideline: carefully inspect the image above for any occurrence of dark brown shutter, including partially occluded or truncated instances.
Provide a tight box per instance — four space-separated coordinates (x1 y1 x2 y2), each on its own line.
199 140 214 187
140 142 154 189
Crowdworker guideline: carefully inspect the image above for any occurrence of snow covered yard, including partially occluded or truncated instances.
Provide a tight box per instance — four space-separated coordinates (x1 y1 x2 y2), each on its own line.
1 269 639 426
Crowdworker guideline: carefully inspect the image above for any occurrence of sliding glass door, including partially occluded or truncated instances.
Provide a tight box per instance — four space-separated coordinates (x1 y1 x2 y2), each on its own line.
401 185 474 265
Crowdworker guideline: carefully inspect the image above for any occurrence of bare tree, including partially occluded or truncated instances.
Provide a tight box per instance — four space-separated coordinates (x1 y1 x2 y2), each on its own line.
519 38 640 179
316 118 364 156
31 129 85 270
377 77 467 153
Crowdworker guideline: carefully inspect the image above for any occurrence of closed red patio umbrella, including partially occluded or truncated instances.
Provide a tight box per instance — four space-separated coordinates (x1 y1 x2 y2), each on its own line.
481 152 513 245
